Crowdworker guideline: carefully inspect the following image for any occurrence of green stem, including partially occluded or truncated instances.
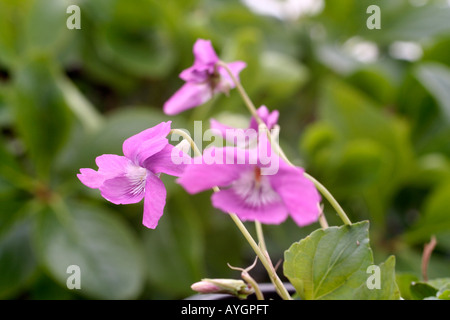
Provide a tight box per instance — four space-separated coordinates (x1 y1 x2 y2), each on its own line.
227 212 292 300
318 208 329 229
255 221 267 252
241 272 264 300
215 61 262 123
169 129 292 300
217 60 352 226
170 129 202 156
242 275 264 300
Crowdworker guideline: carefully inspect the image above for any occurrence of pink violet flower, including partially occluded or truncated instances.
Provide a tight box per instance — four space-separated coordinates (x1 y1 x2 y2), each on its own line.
77 121 190 229
163 39 247 115
177 134 321 227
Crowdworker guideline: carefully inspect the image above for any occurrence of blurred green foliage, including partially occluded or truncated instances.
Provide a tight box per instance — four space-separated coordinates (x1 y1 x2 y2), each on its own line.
0 0 449 299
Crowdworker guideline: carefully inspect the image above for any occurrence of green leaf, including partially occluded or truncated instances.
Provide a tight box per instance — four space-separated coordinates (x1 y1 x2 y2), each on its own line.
353 255 399 300
257 51 309 106
9 57 72 178
410 282 438 300
0 196 28 239
396 273 419 300
415 63 450 124
0 135 28 191
438 289 450 300
23 0 74 57
0 220 37 299
392 271 449 301
34 201 145 299
55 74 104 133
283 221 400 300
381 4 450 42
329 139 389 192
406 182 450 244
28 272 77 300
97 25 174 78
429 278 450 300
92 0 175 79
0 0 29 66
302 78 414 223
428 277 450 290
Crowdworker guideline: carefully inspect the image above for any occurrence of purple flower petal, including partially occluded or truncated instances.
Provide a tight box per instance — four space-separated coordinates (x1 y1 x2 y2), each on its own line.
249 105 279 131
163 82 213 115
100 162 148 205
77 154 130 189
142 173 167 229
209 118 235 139
163 39 247 115
122 121 172 165
210 105 278 145
216 61 247 92
211 187 288 224
192 39 219 68
77 168 104 189
268 161 321 226
143 144 190 176
179 65 210 83
177 147 253 194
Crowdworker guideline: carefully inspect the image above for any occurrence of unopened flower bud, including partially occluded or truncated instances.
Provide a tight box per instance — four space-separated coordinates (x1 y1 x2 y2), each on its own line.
191 281 221 294
191 278 254 299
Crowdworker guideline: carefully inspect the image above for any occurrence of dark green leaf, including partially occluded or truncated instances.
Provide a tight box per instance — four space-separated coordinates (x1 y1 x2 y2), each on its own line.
410 282 438 300
283 221 400 300
406 182 450 244
34 201 145 299
302 78 414 223
0 220 37 299
395 273 419 300
23 0 74 56
9 58 72 179
0 0 28 66
415 63 450 124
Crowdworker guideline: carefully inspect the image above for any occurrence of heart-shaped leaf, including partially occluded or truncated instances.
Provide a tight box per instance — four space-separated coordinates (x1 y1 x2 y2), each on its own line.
284 221 400 300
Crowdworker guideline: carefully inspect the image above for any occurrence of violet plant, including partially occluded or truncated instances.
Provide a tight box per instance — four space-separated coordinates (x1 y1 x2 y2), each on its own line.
78 39 400 300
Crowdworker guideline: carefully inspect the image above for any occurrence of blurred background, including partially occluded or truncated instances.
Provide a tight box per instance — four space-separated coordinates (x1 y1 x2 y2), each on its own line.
0 0 449 299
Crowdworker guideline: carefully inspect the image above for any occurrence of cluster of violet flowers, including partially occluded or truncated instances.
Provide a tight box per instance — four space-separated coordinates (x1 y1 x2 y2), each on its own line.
78 39 351 299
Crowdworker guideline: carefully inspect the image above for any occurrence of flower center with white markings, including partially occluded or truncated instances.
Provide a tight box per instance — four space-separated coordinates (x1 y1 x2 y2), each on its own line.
231 167 280 207
126 164 148 196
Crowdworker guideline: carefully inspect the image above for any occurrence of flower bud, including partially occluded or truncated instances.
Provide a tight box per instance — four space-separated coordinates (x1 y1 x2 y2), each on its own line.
191 278 254 299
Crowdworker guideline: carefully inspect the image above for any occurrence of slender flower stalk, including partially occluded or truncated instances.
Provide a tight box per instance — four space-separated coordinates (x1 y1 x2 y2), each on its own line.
318 204 329 229
216 60 352 227
169 129 292 300
304 172 351 226
255 221 267 252
226 211 292 300
228 258 264 300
